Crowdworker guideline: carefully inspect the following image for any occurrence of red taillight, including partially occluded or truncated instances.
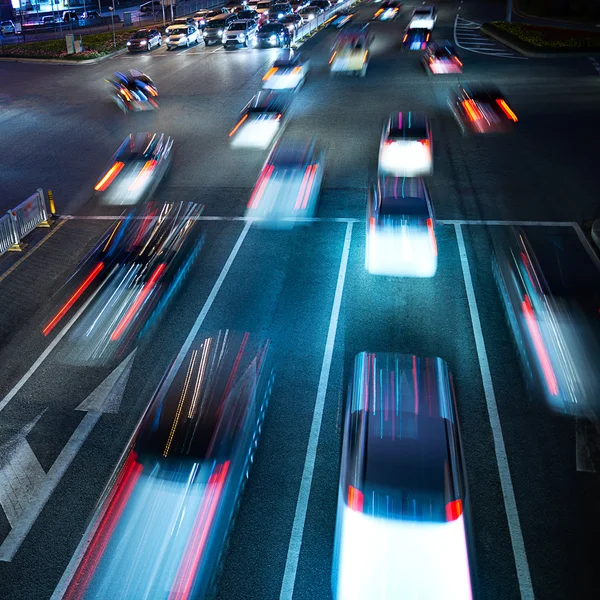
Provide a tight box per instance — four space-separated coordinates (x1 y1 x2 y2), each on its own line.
445 499 463 521
427 218 437 256
369 216 375 232
94 161 125 192
496 98 518 122
348 485 364 512
403 33 408 42
419 138 429 147
462 99 481 122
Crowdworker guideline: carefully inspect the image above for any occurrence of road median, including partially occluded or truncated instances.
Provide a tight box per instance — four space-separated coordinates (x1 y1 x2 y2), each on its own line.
481 21 600 57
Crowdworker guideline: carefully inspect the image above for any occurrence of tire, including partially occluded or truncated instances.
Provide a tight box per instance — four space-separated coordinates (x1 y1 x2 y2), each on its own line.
205 39 211 46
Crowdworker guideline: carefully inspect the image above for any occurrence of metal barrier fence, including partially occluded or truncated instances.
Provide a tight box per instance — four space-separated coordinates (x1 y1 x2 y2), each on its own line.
0 214 20 256
292 0 357 45
0 189 51 258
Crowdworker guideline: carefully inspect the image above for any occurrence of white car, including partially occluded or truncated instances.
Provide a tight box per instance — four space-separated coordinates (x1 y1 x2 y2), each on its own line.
378 112 433 176
366 176 437 277
408 5 437 30
0 20 15 34
246 138 325 227
332 353 473 600
166 24 201 49
262 50 310 90
223 19 258 48
229 91 291 149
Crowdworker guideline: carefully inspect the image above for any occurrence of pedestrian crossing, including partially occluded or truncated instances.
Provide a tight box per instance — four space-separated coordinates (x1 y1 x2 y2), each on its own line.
453 15 527 60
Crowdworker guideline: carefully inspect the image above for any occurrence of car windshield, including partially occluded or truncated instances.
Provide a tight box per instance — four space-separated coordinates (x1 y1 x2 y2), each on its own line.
132 31 149 38
169 26 187 33
380 196 428 216
206 20 225 27
229 22 247 29
237 11 256 18
261 24 282 32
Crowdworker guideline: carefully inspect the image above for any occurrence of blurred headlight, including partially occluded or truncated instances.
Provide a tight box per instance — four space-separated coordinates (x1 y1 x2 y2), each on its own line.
126 41 131 45
166 37 171 42
238 33 246 40
218 28 223 34
278 12 283 17
140 40 147 45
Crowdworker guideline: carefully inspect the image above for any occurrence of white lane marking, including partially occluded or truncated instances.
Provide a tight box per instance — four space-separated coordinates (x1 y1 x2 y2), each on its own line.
152 220 252 393
279 222 353 600
0 351 136 562
438 220 576 226
0 287 104 415
588 56 600 75
454 224 534 600
454 14 527 59
0 412 46 528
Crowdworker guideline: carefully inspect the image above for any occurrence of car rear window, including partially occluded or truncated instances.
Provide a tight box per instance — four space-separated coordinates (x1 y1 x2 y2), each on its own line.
261 24 283 32
389 126 428 140
380 196 428 216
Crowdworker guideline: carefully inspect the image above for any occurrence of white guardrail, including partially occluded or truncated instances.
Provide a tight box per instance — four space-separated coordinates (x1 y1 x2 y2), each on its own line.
291 0 357 45
0 189 51 257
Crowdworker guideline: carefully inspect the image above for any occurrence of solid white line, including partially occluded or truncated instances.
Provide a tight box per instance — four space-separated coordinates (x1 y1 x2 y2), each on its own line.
66 215 361 223
279 222 353 600
454 224 534 600
155 220 252 393
0 288 102 415
438 219 575 226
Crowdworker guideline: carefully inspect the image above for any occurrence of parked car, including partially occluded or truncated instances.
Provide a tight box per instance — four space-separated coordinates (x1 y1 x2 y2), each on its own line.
82 10 101 19
62 10 80 23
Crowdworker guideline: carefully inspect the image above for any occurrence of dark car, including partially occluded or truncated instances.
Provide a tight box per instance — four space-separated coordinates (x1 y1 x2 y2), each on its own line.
449 83 518 134
309 0 331 10
62 10 80 22
280 13 303 31
82 10 101 19
236 9 260 20
43 201 204 366
270 2 293 18
203 13 237 45
126 28 162 51
256 22 290 47
402 27 430 50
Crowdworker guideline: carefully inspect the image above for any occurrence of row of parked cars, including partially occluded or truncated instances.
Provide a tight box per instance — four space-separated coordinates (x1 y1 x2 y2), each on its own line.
129 0 342 51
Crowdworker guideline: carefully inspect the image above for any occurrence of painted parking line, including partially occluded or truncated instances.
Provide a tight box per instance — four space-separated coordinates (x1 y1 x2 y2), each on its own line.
454 15 527 59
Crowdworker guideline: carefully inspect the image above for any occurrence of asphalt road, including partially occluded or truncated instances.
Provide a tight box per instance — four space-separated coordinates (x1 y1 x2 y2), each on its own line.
1 0 600 599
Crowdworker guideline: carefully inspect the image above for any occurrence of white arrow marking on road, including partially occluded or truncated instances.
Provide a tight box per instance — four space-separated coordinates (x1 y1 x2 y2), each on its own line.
0 411 46 528
0 349 136 562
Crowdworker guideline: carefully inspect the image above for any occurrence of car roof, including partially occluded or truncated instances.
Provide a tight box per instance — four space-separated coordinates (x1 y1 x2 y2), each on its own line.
377 176 430 216
269 138 315 167
387 111 428 134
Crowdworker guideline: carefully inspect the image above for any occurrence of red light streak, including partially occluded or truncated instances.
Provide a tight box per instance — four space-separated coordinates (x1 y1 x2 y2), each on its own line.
521 295 559 396
445 499 463 521
94 162 125 192
63 452 143 600
43 262 105 336
248 165 275 209
348 485 364 512
169 461 230 600
427 218 437 256
110 262 166 342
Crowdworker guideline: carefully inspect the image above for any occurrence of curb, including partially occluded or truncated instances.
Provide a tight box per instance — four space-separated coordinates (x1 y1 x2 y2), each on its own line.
480 24 599 58
0 47 128 65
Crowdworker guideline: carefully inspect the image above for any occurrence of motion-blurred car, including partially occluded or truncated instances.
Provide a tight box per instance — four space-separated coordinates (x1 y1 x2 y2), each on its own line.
290 0 310 11
379 112 432 177
62 10 79 22
256 22 291 47
493 228 600 415
373 0 400 21
298 5 322 20
230 91 291 149
246 138 325 226
126 29 163 51
223 19 258 47
43 203 204 365
332 353 473 600
330 24 372 77
326 9 354 27
166 24 201 49
366 176 437 277
423 41 463 74
0 20 15 33
449 83 518 134
281 13 304 32
203 13 237 44
106 70 159 113
93 133 172 205
59 330 273 598
402 27 430 50
408 5 436 29
262 49 310 90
